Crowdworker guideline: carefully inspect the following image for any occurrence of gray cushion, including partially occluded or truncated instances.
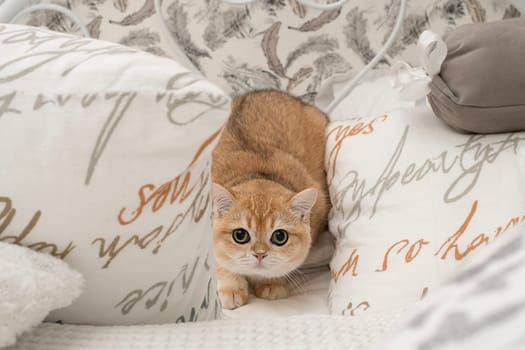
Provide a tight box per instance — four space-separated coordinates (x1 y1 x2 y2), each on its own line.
428 18 525 133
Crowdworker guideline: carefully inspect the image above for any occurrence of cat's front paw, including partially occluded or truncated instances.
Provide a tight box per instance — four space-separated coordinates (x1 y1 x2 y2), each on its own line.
254 282 289 300
216 267 249 309
219 286 249 310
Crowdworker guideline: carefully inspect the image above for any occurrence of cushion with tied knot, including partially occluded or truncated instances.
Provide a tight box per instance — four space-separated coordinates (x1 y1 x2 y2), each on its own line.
428 18 525 133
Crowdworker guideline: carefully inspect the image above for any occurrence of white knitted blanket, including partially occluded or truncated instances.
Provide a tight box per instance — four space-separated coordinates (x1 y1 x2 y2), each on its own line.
8 310 409 350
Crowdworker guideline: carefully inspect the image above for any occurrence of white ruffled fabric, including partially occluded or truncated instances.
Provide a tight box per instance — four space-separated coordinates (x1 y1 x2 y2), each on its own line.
0 242 84 348
390 30 447 101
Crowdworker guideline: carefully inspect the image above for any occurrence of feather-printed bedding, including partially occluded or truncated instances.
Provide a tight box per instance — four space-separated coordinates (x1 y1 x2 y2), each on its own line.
13 0 519 102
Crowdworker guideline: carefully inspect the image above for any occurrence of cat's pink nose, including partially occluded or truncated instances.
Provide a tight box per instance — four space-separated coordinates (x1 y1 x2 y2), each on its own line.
254 252 268 263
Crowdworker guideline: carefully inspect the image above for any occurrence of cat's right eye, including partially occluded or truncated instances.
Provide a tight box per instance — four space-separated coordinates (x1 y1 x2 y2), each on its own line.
232 228 250 244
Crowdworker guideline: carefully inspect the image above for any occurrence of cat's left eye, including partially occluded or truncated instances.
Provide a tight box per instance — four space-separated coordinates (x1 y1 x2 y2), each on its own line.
271 229 288 246
232 228 250 244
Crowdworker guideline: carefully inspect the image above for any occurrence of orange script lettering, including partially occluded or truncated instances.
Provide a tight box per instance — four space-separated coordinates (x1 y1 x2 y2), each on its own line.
326 115 388 186
375 238 429 272
118 129 221 226
332 248 359 283
434 200 490 261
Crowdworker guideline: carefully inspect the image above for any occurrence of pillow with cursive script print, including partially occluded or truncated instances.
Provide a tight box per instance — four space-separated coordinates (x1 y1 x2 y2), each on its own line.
325 106 525 317
0 24 229 325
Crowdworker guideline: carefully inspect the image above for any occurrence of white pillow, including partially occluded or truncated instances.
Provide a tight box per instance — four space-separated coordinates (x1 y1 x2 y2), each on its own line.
0 24 229 325
0 242 84 348
325 105 525 316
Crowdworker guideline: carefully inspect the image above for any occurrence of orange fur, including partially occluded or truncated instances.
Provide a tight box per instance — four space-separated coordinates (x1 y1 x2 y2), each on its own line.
211 90 330 309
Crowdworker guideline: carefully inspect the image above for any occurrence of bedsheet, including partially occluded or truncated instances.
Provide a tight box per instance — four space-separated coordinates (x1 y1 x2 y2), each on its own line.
8 267 412 350
8 311 409 350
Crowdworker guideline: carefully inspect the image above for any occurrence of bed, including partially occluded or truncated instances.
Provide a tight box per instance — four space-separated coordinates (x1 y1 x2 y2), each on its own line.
1 1 524 349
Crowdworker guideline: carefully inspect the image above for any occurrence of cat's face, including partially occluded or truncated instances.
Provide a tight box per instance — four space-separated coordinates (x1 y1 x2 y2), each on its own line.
212 183 317 278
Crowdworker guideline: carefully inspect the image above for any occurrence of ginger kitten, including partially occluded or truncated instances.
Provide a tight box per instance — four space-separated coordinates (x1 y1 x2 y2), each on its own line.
211 90 330 309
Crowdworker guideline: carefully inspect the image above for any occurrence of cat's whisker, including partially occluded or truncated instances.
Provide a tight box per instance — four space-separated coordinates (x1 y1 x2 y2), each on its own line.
236 257 256 267
284 275 303 295
264 256 280 264
284 269 307 295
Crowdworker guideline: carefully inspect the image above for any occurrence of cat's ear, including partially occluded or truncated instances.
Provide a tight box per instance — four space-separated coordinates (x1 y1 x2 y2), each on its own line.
289 188 318 219
211 183 234 217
